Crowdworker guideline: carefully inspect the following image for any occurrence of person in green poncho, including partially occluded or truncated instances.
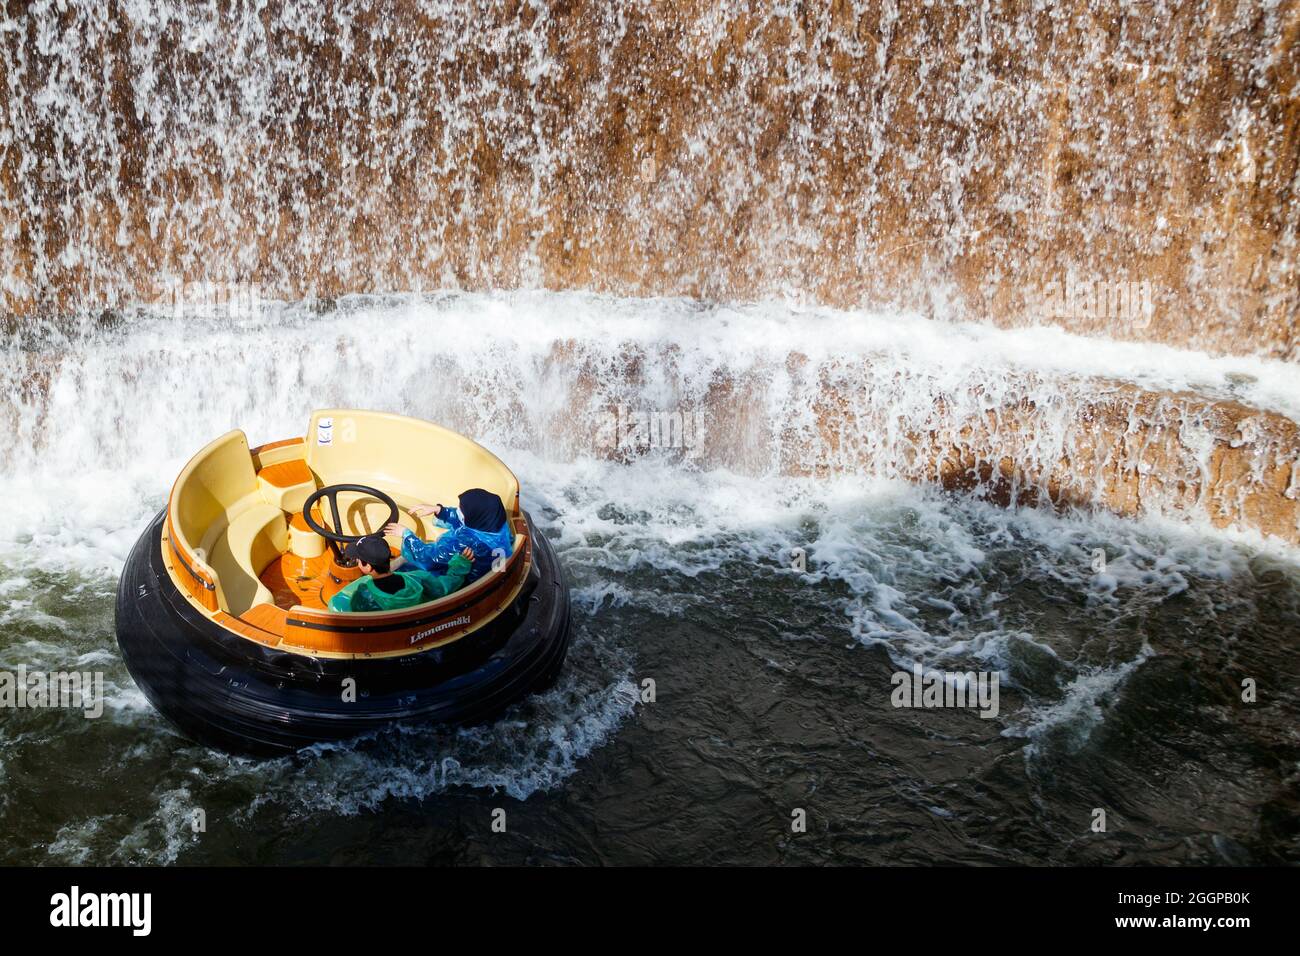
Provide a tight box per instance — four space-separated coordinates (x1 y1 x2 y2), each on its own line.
328 534 473 613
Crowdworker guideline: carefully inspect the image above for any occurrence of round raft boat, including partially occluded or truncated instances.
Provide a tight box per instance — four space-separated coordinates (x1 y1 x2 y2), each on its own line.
115 409 572 755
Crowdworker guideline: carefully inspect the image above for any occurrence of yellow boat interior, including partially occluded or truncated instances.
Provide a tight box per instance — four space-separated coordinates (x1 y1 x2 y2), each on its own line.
162 409 532 659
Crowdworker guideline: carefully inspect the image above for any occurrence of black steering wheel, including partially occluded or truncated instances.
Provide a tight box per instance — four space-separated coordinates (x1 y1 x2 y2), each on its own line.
302 483 400 563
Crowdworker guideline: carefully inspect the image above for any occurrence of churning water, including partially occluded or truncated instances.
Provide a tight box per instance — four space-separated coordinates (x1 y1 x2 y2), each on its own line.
1 292 1297 864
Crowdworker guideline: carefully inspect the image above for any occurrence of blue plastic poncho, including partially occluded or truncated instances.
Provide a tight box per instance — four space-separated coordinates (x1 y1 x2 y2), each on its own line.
400 497 514 584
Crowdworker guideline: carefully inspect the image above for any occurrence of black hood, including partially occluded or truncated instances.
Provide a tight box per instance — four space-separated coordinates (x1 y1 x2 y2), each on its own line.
458 488 508 532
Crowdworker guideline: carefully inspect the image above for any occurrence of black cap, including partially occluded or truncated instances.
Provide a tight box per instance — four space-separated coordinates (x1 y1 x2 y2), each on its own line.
344 535 391 567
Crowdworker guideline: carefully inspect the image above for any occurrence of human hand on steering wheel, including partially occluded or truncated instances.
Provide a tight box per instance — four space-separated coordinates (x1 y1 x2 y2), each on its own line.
302 483 400 563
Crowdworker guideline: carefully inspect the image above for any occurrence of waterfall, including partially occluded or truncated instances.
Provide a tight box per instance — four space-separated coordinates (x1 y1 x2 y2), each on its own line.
2 292 1297 558
1 1 1296 357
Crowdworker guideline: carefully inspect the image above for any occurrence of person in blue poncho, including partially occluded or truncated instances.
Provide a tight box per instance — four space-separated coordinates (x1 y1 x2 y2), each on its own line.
384 488 514 584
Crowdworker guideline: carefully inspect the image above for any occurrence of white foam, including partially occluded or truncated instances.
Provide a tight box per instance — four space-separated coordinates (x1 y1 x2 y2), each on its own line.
241 674 641 817
2 291 1297 579
1012 648 1154 761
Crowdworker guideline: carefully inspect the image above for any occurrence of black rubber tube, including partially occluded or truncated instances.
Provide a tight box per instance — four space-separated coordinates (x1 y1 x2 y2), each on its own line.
115 508 572 756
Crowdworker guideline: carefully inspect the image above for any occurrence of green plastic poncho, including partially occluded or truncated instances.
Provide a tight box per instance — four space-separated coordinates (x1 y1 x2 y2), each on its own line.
328 554 472 613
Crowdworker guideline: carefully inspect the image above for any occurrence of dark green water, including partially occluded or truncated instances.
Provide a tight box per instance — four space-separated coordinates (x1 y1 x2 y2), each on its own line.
3 461 1297 865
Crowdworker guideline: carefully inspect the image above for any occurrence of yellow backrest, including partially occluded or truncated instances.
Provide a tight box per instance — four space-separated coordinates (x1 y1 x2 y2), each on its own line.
304 409 520 518
170 429 259 563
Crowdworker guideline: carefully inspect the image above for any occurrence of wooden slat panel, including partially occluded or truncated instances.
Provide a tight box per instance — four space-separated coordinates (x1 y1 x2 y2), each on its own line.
164 514 218 612
241 602 288 637
216 611 281 647
259 550 331 609
257 458 313 488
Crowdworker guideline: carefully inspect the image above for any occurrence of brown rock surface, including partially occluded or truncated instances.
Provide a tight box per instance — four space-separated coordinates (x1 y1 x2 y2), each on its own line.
1 1 1297 358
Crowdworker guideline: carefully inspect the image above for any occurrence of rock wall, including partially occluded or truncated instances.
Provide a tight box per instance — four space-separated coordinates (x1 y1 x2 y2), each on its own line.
2 0 1297 357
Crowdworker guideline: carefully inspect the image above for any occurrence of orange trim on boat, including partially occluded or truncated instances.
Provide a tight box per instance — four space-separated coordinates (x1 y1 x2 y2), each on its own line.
216 610 281 647
163 512 218 612
240 602 289 637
